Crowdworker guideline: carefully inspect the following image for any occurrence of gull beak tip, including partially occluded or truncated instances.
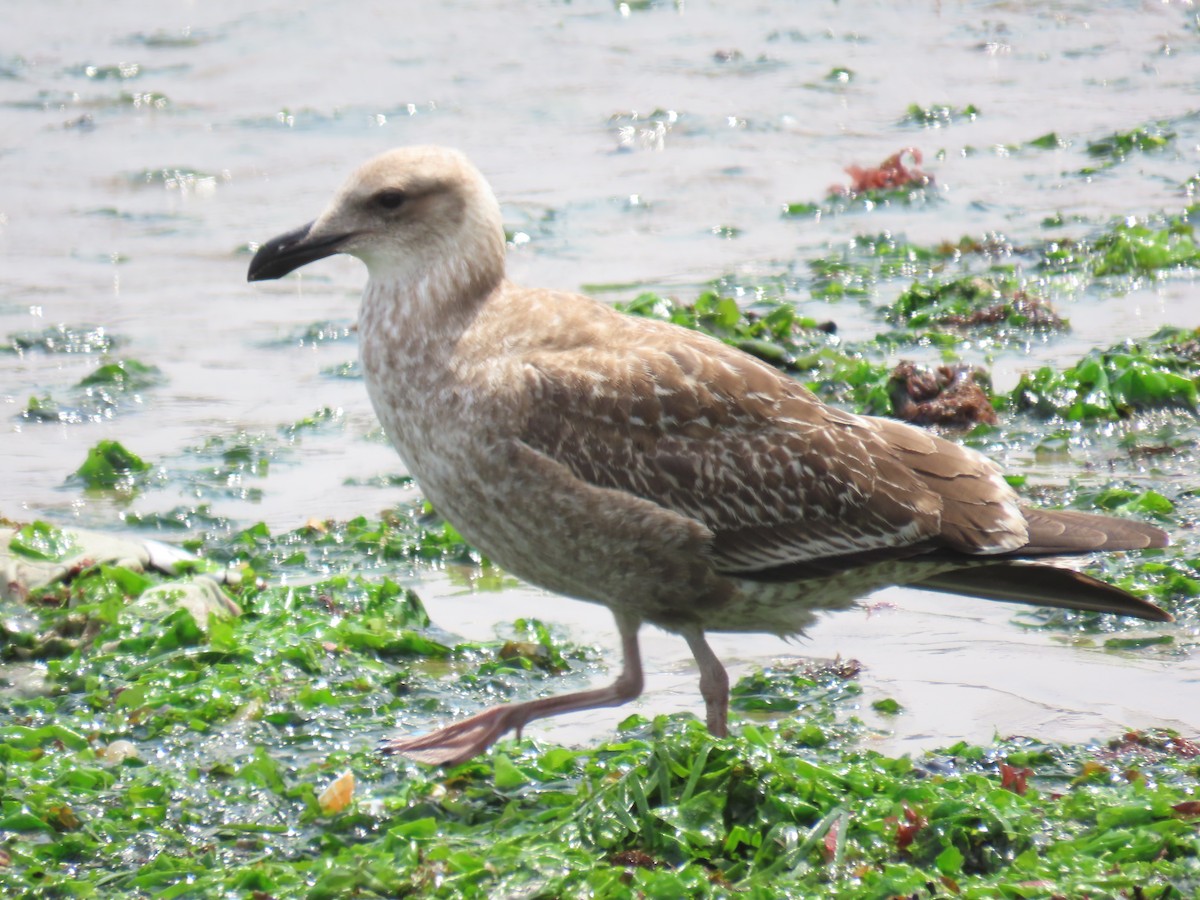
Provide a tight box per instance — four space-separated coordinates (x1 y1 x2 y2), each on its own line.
246 220 347 283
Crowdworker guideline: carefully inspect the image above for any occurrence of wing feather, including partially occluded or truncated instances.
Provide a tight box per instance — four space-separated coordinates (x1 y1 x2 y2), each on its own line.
516 321 1026 573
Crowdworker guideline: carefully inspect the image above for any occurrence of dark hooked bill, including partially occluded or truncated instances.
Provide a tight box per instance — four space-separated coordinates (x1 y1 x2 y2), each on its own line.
247 221 351 281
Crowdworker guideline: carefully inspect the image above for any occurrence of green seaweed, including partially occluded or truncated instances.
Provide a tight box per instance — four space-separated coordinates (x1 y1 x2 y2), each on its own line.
21 359 163 424
887 275 1066 332
3 679 1198 900
77 359 163 390
782 201 821 218
1090 215 1200 276
2 467 1195 899
1010 328 1200 420
806 255 874 300
8 521 81 562
618 290 825 367
900 102 980 127
797 348 894 415
5 324 118 355
173 432 279 502
871 698 903 716
1085 123 1175 162
1027 131 1065 150
70 440 153 491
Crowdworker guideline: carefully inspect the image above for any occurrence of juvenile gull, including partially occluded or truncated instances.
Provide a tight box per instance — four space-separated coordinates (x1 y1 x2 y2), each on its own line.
248 146 1171 766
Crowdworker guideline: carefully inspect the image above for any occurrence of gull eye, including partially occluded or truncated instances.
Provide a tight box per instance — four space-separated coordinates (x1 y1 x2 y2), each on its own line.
373 189 407 211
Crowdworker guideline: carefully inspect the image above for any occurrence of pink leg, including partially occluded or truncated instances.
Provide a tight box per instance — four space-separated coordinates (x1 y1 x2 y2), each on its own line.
382 611 645 766
680 625 730 737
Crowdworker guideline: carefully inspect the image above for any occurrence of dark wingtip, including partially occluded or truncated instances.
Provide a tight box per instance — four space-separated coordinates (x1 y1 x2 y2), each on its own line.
915 563 1174 623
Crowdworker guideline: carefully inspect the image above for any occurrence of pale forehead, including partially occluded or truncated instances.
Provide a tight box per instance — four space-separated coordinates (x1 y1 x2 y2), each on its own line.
343 145 475 195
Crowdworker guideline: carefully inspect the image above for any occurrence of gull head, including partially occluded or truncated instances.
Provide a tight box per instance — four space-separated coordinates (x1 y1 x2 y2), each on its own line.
247 145 506 291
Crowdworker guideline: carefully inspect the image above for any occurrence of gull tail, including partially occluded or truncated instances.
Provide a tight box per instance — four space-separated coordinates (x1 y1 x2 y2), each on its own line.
913 563 1172 622
1019 507 1169 554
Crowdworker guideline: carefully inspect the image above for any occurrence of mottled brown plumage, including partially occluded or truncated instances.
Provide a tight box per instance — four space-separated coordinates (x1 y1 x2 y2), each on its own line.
248 146 1170 766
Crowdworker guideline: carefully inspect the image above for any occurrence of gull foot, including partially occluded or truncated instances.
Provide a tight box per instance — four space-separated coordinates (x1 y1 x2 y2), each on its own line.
380 705 521 766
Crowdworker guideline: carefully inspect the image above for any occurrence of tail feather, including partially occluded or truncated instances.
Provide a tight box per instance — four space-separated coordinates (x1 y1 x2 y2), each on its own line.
1020 507 1169 554
913 562 1172 622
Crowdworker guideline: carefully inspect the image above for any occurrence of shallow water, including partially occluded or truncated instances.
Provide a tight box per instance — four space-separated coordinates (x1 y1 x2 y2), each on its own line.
3 0 1199 750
